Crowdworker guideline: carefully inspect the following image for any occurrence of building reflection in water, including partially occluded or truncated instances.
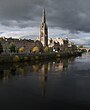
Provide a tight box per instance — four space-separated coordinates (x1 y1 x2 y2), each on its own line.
0 57 75 95
40 63 48 96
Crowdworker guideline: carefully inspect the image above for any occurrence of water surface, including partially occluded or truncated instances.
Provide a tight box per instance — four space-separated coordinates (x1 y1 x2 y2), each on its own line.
0 53 90 109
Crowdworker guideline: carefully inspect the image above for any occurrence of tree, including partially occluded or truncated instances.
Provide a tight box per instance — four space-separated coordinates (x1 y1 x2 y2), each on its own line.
44 46 50 53
13 55 20 62
9 43 16 53
0 42 3 54
19 47 25 53
32 46 40 53
78 45 83 48
35 40 43 52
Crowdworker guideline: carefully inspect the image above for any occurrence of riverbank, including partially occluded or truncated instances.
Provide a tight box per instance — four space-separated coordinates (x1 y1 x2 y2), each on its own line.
0 51 82 63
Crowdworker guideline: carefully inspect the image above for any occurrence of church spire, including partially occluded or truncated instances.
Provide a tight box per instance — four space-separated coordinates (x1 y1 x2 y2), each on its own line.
40 8 48 47
42 8 46 23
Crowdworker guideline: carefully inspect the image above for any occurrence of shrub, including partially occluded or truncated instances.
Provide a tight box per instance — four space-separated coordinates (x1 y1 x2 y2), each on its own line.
24 56 29 61
0 42 3 54
13 55 20 62
44 46 50 53
56 54 60 57
32 46 39 53
9 43 16 53
19 47 25 53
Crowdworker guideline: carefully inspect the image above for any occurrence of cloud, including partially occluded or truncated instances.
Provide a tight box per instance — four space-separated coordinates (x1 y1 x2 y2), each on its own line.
0 0 90 32
0 0 48 27
0 27 40 39
0 0 90 46
47 0 90 33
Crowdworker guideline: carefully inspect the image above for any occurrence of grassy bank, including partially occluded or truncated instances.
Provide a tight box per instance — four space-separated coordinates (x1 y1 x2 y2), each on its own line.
0 51 82 63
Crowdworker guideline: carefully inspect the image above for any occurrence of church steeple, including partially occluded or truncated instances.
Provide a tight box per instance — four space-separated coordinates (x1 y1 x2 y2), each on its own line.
42 8 46 23
40 8 48 47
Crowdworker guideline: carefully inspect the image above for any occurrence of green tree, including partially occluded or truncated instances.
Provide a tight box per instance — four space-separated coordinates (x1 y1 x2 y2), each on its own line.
35 40 43 52
13 55 20 62
19 47 25 53
44 46 50 53
32 46 40 53
9 43 16 53
0 42 3 54
78 45 83 48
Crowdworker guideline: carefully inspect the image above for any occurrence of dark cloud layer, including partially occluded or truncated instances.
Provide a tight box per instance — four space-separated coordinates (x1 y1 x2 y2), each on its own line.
0 0 90 32
48 0 90 33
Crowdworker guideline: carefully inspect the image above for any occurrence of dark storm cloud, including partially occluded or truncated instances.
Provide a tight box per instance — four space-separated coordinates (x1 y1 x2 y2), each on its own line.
47 0 90 33
0 0 46 20
0 0 90 32
0 0 48 27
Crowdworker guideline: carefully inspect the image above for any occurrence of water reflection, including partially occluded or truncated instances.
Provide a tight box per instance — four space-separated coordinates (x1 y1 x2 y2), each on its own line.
40 63 48 96
0 57 75 95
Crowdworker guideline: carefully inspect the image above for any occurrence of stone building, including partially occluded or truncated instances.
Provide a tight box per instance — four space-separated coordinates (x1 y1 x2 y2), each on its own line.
48 38 69 52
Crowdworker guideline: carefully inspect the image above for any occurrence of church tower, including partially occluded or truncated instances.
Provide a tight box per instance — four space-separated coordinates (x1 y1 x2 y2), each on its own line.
40 8 48 47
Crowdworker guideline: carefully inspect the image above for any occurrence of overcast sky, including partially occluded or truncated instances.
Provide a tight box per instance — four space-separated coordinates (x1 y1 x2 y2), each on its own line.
0 0 90 46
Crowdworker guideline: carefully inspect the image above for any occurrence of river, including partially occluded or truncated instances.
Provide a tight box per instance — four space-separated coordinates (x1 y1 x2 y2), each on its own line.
0 53 90 109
